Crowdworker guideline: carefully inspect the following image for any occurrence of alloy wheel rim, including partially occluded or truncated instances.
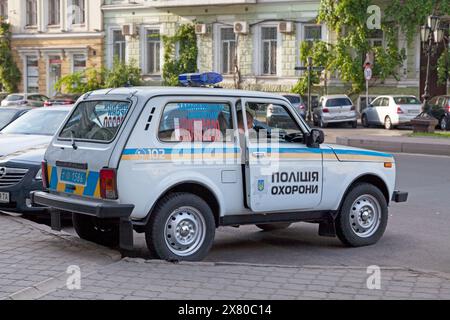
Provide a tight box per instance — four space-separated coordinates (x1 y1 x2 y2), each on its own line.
441 118 447 130
164 206 206 256
349 194 381 238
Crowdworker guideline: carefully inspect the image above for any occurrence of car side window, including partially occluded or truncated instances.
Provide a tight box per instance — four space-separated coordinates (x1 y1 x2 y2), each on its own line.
371 98 380 107
244 102 303 144
158 102 233 143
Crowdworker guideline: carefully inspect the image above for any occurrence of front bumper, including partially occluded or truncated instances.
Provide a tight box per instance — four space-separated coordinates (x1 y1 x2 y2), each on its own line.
392 191 408 203
31 191 135 250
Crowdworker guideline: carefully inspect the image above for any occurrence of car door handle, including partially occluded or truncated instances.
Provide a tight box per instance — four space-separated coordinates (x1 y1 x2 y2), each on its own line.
252 152 267 158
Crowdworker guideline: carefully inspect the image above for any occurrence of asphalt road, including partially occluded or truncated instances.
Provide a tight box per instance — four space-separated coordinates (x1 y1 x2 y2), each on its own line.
124 152 450 273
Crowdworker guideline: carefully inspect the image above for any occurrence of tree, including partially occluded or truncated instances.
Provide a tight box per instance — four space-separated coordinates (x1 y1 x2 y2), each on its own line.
292 0 450 95
55 58 142 94
0 20 21 93
162 24 198 86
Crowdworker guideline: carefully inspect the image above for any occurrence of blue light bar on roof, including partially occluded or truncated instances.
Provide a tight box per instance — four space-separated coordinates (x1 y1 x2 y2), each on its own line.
178 72 223 87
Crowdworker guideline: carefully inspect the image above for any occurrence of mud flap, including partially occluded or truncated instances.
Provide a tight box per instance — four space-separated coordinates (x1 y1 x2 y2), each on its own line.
319 221 336 237
50 209 62 232
119 217 134 251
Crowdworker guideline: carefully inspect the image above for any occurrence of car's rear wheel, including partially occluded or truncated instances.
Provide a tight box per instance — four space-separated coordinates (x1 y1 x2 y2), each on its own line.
336 183 388 247
256 223 292 231
145 193 215 261
72 213 119 247
440 116 448 131
384 116 393 130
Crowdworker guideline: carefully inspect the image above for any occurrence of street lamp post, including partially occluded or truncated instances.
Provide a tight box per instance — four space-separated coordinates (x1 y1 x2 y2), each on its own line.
412 15 446 133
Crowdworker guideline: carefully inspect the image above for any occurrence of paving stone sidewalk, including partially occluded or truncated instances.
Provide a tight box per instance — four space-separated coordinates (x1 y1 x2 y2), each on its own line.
0 213 121 300
1 213 450 300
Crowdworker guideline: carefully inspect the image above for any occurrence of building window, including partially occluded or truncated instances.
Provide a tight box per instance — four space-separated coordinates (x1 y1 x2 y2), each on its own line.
145 29 161 74
26 56 39 93
70 0 85 25
112 29 126 63
73 54 86 73
0 0 8 19
261 26 278 75
26 0 38 27
48 0 61 25
304 25 322 42
368 29 384 47
220 27 236 75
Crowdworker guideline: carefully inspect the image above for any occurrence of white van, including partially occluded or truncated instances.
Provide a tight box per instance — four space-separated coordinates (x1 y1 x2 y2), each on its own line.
32 87 408 261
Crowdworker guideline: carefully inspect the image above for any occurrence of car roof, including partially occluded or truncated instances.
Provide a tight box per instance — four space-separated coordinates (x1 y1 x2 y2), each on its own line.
0 106 32 111
322 94 351 99
377 95 418 98
28 105 73 112
85 87 292 102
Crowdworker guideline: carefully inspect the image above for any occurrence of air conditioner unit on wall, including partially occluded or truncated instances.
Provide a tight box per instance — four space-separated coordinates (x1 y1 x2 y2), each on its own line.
122 23 136 37
278 21 294 34
195 24 207 35
233 21 249 35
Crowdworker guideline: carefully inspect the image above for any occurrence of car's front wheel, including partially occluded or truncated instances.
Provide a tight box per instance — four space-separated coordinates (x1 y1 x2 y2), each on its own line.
362 115 369 128
319 117 327 128
145 193 216 261
336 183 388 247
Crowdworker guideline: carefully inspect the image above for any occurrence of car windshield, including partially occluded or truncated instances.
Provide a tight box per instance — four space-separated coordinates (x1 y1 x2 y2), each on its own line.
1 109 69 136
6 94 24 101
0 109 21 129
284 96 301 104
59 100 131 142
394 97 421 105
326 98 352 107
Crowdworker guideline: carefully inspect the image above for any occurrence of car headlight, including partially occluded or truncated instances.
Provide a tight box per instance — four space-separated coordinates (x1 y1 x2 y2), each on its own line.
35 168 42 180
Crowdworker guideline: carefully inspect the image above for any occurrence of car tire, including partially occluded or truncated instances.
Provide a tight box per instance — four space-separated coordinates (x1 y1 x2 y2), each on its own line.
72 213 119 247
319 117 327 128
351 121 358 128
336 183 388 247
362 115 369 128
440 116 448 131
145 192 216 261
256 223 292 231
384 116 393 130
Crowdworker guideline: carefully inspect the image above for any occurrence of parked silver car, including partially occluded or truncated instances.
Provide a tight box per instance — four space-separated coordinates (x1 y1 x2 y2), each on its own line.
313 94 357 128
283 94 306 119
1 93 49 108
361 95 422 130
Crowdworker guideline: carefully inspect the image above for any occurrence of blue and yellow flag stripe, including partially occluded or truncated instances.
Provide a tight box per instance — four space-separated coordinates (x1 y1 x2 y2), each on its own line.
48 165 101 198
121 147 393 162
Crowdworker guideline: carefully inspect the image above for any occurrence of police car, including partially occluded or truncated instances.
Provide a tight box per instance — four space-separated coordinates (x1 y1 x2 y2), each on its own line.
32 73 408 261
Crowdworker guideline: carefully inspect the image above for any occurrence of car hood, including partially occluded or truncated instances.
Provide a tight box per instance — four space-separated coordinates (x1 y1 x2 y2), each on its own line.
0 134 51 158
324 144 394 162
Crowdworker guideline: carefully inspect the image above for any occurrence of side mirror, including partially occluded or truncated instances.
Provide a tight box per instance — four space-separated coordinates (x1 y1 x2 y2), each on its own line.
306 129 325 148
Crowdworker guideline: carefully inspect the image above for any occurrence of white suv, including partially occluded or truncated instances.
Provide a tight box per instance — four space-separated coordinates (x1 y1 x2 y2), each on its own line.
32 87 408 261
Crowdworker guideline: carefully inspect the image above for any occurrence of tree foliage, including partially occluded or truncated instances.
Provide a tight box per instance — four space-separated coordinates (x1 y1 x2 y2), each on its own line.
292 0 449 95
162 24 198 86
55 58 142 94
0 21 21 93
437 49 449 86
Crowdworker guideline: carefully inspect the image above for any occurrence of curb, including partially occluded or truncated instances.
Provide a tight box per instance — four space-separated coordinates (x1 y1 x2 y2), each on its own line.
337 136 450 156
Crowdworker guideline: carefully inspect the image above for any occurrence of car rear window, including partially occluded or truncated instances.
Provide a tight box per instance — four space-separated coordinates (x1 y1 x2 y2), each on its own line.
6 95 24 101
59 100 130 142
284 95 301 104
394 97 421 105
1 109 69 136
326 98 352 107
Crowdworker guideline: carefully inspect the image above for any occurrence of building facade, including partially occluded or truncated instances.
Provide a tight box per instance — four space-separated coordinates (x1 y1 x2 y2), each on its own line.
6 0 103 96
102 0 438 96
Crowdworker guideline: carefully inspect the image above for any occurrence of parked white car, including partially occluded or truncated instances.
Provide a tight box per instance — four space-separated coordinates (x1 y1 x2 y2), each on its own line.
313 95 358 128
361 95 423 130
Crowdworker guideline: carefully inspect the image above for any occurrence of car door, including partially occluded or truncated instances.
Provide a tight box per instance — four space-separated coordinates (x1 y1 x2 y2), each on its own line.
366 97 380 124
241 98 323 212
375 97 389 123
